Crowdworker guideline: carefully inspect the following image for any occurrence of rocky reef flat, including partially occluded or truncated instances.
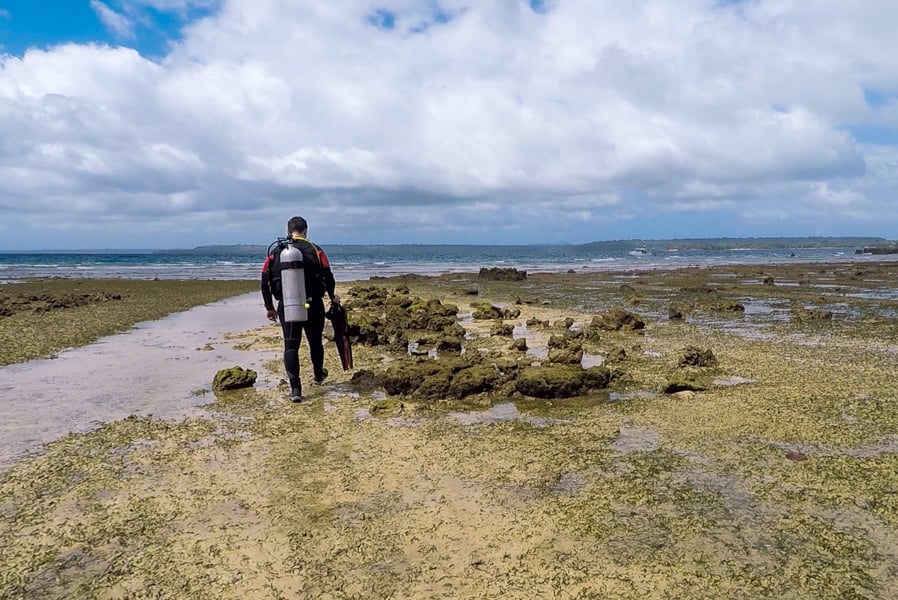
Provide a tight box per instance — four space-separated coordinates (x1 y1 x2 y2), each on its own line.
2 264 898 599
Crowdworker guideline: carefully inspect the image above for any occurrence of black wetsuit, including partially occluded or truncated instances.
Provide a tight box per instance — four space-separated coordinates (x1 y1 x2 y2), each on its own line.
260 237 336 393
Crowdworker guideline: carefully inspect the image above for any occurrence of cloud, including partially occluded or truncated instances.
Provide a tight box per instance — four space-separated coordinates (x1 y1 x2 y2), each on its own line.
90 0 136 39
0 8 11 20
2 0 898 248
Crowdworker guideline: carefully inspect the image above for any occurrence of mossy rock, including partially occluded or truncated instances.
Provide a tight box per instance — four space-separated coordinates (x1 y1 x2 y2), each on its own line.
478 267 527 281
512 338 528 352
709 300 745 313
607 347 627 362
554 317 575 329
382 357 472 396
678 346 719 368
663 372 710 394
548 347 584 365
526 317 548 328
490 322 515 337
503 307 522 319
471 303 505 320
515 365 611 399
436 337 464 353
590 307 646 331
448 365 501 398
350 369 383 391
548 334 571 349
212 366 257 392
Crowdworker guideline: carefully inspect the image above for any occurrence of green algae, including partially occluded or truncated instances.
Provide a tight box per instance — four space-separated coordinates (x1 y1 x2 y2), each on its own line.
0 279 257 366
4 265 898 598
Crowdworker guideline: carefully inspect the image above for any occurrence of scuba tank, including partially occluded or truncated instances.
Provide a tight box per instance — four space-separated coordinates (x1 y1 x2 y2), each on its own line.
279 241 309 322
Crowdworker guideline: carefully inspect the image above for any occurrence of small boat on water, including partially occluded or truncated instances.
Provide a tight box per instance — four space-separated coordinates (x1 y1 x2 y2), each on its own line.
628 247 649 256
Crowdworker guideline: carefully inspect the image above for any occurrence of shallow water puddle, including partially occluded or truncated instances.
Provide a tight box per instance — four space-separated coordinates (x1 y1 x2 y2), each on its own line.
450 402 556 427
0 292 273 473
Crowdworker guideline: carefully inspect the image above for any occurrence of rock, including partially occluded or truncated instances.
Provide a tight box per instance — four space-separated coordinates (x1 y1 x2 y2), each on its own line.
607 347 627 362
503 307 522 319
548 334 571 349
763 276 775 286
490 322 515 337
436 337 464 353
589 308 646 331
515 365 612 399
512 338 528 352
554 317 575 329
663 373 708 394
526 317 548 328
548 346 584 365
471 303 505 320
678 346 719 368
448 365 501 398
212 366 257 391
710 301 745 313
350 369 383 390
463 286 480 296
478 267 527 281
668 306 685 321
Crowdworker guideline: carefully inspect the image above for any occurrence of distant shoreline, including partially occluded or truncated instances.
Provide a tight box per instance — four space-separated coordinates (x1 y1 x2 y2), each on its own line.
152 236 893 256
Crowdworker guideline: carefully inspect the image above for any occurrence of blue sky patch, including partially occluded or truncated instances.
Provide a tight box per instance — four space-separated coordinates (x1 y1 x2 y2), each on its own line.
367 9 396 30
0 0 218 59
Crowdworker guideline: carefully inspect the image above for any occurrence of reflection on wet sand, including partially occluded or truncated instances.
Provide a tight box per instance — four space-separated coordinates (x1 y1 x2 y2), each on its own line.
0 293 273 472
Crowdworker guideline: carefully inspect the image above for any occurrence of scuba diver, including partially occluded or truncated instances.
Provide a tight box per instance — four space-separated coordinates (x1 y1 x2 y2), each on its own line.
261 216 340 402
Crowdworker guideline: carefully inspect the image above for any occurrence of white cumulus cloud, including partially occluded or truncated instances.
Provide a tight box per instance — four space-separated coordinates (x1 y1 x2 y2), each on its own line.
1 0 898 248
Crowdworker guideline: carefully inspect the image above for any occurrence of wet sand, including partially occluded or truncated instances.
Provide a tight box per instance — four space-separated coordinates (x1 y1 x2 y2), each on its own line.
2 265 898 599
0 293 276 472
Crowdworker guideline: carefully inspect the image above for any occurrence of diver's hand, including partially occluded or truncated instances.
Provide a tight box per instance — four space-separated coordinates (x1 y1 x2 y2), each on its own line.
266 308 278 322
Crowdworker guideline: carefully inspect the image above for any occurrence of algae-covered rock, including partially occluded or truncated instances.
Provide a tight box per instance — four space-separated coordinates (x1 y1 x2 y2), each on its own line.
515 365 611 399
490 322 515 337
710 300 745 313
607 347 627 362
350 369 383 390
471 303 505 320
503 307 522 319
663 372 709 394
212 366 257 391
668 306 685 321
448 365 500 398
526 317 549 328
555 317 575 330
436 337 464 353
590 308 646 331
548 346 584 365
678 346 719 368
512 338 528 352
478 267 527 281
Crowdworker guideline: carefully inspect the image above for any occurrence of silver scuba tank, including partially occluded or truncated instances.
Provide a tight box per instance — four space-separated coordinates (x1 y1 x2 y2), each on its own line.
280 242 309 322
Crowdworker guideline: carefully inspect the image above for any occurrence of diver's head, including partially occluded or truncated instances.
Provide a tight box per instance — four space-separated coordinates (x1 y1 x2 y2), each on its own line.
287 216 308 237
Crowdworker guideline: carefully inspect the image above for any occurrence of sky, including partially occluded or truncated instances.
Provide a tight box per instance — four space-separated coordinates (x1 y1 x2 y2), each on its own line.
0 0 897 249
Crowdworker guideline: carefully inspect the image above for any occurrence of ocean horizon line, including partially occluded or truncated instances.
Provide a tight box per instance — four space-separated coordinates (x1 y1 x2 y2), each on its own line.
1 235 894 254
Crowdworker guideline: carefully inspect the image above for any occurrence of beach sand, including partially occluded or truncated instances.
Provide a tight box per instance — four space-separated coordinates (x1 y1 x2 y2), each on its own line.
2 265 898 599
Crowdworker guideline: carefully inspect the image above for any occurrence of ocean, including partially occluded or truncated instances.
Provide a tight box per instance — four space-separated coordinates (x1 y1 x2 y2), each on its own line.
0 245 893 282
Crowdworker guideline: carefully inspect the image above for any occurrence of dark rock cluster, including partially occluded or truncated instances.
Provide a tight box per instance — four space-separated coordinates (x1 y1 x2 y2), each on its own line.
0 291 122 317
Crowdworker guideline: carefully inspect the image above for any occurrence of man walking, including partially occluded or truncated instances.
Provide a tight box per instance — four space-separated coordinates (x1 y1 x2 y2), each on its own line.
261 216 340 402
